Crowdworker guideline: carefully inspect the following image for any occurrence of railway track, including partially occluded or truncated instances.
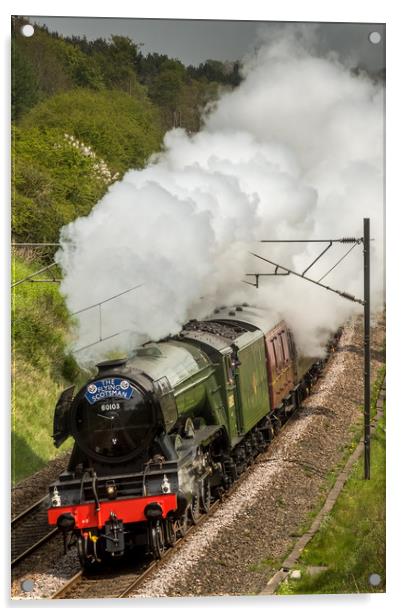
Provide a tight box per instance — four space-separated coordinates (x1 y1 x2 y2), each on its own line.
52 564 152 599
12 496 58 567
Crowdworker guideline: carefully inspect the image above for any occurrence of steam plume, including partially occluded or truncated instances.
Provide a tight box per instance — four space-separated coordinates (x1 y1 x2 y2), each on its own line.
56 25 384 364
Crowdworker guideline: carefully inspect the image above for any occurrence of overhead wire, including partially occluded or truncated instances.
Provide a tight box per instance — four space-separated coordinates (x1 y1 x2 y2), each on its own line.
317 242 358 283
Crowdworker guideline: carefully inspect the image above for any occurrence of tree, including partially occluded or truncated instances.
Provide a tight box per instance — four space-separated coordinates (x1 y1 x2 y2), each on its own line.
11 40 39 120
148 67 184 111
177 79 220 133
78 35 140 93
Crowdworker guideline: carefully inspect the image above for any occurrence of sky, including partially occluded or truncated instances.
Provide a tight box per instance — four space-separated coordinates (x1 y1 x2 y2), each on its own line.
27 17 385 70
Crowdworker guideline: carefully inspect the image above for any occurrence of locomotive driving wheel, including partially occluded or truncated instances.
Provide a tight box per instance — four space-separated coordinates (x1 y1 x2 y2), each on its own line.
265 418 274 442
149 520 166 560
177 505 190 538
189 489 202 525
200 477 212 513
164 517 179 547
255 428 266 453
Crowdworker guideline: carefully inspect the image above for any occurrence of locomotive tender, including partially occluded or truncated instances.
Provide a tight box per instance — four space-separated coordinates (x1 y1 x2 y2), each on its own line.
47 305 323 567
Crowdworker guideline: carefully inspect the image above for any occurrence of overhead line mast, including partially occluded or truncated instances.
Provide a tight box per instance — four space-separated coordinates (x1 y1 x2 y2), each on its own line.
248 219 372 479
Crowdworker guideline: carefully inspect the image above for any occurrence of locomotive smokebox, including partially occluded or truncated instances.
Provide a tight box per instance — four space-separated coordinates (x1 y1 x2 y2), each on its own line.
70 375 160 464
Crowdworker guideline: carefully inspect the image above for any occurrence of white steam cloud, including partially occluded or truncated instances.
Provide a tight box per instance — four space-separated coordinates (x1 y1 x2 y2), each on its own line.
56 25 384 365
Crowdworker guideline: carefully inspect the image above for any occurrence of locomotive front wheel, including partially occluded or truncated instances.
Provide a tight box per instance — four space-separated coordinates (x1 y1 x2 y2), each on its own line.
77 535 105 571
77 535 87 568
149 520 165 560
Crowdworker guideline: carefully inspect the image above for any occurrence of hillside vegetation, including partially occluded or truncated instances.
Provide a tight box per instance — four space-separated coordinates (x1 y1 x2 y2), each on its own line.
12 256 85 483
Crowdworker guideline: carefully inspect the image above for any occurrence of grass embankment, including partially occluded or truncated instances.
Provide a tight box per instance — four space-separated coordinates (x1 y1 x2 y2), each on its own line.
278 374 386 595
11 255 82 484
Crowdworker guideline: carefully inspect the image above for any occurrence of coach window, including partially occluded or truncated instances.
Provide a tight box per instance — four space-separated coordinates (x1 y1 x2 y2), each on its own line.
271 339 278 369
267 338 276 375
280 332 289 363
274 336 284 368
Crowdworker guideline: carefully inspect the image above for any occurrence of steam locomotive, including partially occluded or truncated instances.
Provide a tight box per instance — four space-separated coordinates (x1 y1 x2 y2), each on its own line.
47 305 326 568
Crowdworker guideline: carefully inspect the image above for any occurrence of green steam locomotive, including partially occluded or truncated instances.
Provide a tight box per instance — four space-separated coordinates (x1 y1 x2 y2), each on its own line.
47 305 325 566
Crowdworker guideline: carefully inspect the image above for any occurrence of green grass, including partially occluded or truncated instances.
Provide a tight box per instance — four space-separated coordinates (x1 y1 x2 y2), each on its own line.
11 256 81 484
288 365 386 542
12 358 74 483
277 404 386 595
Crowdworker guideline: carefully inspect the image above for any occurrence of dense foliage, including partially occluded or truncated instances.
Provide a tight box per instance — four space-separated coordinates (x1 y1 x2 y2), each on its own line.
12 257 71 372
13 123 108 242
21 88 162 174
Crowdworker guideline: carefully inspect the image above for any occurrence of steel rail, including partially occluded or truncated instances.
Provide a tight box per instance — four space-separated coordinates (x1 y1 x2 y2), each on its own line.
11 496 58 567
12 529 59 567
12 495 48 523
51 570 84 599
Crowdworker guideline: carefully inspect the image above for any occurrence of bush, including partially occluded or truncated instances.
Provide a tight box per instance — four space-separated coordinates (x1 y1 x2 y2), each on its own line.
21 88 163 174
12 258 69 372
12 124 108 242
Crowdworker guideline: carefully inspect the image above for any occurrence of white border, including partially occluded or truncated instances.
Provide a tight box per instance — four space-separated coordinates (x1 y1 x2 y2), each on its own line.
2 2 401 614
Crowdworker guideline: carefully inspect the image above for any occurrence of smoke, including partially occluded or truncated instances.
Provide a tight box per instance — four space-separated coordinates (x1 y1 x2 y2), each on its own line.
56 25 384 364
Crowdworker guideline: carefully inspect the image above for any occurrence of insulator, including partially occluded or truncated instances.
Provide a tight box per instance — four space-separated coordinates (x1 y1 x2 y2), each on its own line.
340 237 359 243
